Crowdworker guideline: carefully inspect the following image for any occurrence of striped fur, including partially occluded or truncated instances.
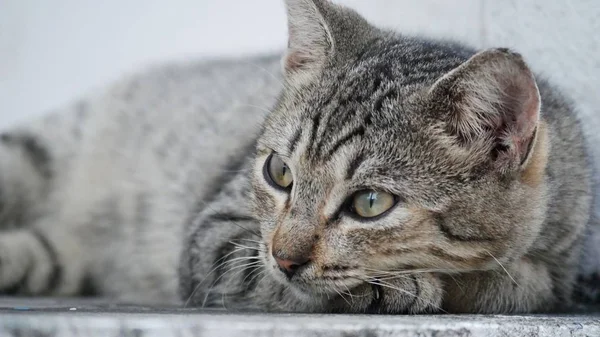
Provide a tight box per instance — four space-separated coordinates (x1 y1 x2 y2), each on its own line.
0 0 596 314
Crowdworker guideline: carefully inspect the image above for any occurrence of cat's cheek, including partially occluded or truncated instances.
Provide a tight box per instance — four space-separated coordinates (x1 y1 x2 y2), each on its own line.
250 180 278 216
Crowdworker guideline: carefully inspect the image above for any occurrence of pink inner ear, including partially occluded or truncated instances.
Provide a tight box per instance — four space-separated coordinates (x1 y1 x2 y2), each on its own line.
519 82 541 135
507 75 540 162
284 51 312 74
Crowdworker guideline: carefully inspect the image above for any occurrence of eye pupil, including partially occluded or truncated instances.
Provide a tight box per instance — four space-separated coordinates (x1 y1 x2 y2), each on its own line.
350 190 396 219
264 153 293 190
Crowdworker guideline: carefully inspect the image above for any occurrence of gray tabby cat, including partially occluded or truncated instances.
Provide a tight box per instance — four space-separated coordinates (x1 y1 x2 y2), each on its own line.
0 0 596 314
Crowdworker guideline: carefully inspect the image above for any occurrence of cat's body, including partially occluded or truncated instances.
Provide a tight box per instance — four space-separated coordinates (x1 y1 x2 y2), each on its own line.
0 0 597 313
0 57 283 304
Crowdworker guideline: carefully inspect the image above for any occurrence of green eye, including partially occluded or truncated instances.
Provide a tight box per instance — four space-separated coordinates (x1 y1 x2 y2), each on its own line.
265 154 293 190
351 190 396 218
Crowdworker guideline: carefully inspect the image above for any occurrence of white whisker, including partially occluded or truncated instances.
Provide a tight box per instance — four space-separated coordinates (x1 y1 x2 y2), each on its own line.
183 246 254 308
484 249 519 286
203 260 261 308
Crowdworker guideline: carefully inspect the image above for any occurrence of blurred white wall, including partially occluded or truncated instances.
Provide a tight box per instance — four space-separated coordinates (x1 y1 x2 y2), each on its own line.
0 0 598 128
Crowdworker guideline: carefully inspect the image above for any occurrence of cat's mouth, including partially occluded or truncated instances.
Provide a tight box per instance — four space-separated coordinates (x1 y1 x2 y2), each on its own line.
263 253 364 297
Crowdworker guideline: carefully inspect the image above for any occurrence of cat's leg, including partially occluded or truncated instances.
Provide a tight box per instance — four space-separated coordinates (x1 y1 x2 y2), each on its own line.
442 256 564 313
0 144 88 296
0 103 90 295
328 273 444 314
0 226 84 295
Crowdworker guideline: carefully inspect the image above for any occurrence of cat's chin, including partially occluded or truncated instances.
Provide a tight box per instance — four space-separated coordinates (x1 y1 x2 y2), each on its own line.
266 268 361 303
262 255 363 302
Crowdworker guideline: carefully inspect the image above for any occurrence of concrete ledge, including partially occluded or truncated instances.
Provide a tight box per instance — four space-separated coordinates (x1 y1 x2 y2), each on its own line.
1 298 599 337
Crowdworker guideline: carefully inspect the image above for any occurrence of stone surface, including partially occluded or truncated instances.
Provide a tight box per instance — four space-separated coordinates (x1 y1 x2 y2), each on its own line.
1 298 600 337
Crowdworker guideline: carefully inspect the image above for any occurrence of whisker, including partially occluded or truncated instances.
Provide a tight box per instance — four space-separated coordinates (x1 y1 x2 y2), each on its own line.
484 249 519 286
221 261 263 309
238 104 273 115
340 283 357 300
332 286 352 307
239 60 285 88
237 238 264 245
365 279 415 298
228 241 263 251
372 274 416 282
364 267 478 275
365 278 448 314
202 260 261 308
448 273 466 294
241 265 264 286
183 246 253 308
248 268 266 283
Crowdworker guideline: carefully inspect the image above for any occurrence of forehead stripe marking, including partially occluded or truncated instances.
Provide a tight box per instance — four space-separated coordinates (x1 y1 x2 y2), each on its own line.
308 111 323 153
287 127 303 155
323 125 365 159
346 152 365 180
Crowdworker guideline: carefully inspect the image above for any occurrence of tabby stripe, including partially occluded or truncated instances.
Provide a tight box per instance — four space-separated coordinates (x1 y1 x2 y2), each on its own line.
429 246 489 265
437 221 473 242
205 213 259 239
30 230 62 294
314 108 337 157
308 111 323 155
435 213 496 242
428 247 469 263
373 89 397 112
324 125 365 159
1 133 53 179
2 272 29 295
206 213 256 223
345 152 365 180
324 111 372 159
287 128 303 155
400 74 442 87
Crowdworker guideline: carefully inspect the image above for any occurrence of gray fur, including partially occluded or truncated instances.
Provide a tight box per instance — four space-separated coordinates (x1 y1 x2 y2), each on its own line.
0 0 597 313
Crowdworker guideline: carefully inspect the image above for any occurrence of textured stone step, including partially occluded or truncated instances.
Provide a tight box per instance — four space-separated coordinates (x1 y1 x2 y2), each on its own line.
1 298 599 337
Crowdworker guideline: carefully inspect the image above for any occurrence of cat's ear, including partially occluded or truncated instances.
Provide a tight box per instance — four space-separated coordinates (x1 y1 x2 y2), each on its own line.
428 48 541 173
282 0 335 77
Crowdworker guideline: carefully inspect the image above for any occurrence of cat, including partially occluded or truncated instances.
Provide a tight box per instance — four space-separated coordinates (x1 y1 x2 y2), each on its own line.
0 0 597 314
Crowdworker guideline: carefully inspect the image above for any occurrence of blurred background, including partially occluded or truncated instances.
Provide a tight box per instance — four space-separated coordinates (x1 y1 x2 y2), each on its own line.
1 0 598 128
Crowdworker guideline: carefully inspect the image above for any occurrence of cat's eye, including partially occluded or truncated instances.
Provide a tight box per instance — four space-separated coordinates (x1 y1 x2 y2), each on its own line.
350 190 396 218
264 153 293 190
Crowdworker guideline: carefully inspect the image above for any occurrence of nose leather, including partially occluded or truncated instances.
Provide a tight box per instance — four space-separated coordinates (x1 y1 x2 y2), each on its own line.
273 254 310 279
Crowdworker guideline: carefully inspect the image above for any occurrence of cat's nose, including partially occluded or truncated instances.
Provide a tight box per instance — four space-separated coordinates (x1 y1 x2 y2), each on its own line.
273 254 310 279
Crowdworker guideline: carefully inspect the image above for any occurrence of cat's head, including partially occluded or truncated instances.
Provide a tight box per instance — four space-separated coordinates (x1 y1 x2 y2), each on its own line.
251 0 548 301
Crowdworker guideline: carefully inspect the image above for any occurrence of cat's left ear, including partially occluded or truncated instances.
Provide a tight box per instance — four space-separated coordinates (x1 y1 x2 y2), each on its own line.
428 48 541 173
282 0 334 78
282 0 375 83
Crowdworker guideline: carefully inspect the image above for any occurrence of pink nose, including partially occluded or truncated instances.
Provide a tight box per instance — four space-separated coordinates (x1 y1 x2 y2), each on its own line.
273 255 310 278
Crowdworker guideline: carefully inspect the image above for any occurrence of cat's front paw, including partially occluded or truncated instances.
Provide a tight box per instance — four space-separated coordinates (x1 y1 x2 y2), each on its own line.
328 273 443 314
